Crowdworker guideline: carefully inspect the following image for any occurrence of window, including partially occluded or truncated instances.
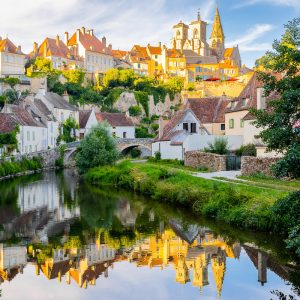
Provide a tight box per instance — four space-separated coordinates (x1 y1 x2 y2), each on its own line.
242 98 247 107
137 63 141 69
183 123 188 131
240 119 244 128
155 55 158 59
123 132 127 138
229 119 234 129
191 123 197 133
27 131 30 141
32 131 35 141
221 124 225 131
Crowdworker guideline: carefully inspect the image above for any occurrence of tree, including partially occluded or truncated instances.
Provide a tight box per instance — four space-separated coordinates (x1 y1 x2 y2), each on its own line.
166 77 184 93
27 57 54 77
57 117 79 144
251 18 300 178
75 123 119 173
204 137 229 155
62 69 85 85
103 69 120 88
0 77 20 89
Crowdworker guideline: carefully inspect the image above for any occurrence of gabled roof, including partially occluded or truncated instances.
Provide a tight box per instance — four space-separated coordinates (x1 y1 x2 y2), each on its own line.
79 110 92 128
38 38 70 58
34 99 54 121
9 105 45 127
0 113 19 133
96 112 134 127
187 97 230 124
44 92 77 111
130 45 149 60
147 46 162 55
166 49 183 59
0 38 23 54
68 30 108 54
112 50 128 59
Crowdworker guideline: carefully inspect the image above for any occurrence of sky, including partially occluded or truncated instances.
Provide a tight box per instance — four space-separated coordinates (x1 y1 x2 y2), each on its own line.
0 0 299 67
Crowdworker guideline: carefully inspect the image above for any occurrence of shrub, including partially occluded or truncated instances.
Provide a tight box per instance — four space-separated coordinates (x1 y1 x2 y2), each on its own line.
236 144 257 157
151 124 159 132
130 148 141 158
154 151 161 161
186 82 195 91
76 123 119 174
128 105 142 116
204 137 229 155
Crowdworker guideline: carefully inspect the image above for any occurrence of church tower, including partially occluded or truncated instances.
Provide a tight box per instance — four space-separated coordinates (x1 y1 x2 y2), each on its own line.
172 21 189 51
210 5 225 58
189 11 209 56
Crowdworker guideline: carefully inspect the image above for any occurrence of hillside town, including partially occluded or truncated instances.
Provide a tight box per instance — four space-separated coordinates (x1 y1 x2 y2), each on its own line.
0 6 271 162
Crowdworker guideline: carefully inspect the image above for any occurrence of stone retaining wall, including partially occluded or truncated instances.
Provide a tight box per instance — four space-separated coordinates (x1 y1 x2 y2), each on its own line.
184 151 227 171
241 156 280 176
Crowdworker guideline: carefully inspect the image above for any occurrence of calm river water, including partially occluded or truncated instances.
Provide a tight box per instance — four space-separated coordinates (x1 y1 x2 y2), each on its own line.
0 170 299 300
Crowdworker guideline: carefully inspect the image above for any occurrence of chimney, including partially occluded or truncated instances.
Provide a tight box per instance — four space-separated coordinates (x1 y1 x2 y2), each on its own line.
158 116 164 139
76 29 80 41
257 87 266 110
90 29 94 36
158 41 162 48
56 35 60 46
63 90 69 103
108 44 112 53
81 26 86 34
33 42 38 54
64 32 69 45
17 45 21 53
102 36 106 48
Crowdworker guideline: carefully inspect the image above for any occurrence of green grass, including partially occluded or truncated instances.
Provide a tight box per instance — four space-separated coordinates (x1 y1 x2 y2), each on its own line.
86 161 288 232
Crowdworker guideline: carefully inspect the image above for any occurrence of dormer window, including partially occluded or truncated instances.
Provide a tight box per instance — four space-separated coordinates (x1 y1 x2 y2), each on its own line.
242 98 248 107
183 123 188 131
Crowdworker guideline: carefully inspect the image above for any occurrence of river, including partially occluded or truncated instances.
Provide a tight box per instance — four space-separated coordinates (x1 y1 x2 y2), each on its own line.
0 170 299 300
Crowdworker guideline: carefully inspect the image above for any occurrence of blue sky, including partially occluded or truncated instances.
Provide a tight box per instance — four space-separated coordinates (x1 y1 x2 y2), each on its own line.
0 0 299 66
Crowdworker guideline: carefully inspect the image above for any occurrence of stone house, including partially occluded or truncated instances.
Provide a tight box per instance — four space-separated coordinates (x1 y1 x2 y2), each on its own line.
0 38 25 76
95 112 135 139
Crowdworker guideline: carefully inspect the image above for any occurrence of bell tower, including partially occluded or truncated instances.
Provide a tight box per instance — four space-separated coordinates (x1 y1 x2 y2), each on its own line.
210 5 225 57
172 21 189 51
189 10 208 55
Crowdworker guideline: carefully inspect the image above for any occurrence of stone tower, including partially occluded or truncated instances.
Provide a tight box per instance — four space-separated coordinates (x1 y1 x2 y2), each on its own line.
189 11 208 56
172 21 189 51
210 5 225 58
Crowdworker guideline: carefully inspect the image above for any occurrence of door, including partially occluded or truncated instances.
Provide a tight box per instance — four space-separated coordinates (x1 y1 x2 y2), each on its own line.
226 155 241 171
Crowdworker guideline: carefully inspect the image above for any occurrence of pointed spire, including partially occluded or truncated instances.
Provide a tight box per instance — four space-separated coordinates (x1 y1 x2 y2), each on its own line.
210 5 225 40
197 9 201 21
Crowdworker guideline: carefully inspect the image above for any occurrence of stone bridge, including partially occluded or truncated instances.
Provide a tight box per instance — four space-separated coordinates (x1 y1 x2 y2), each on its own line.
63 138 154 165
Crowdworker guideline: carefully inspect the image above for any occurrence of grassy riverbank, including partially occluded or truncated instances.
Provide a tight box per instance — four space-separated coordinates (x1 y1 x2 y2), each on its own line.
86 161 291 230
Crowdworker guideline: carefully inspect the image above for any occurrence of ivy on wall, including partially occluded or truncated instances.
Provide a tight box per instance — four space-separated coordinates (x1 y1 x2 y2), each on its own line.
0 126 19 154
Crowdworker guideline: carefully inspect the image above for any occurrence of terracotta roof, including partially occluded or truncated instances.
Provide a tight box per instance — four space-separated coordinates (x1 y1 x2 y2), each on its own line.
224 48 233 58
0 113 19 133
130 45 149 60
44 92 77 111
0 38 23 54
68 30 108 54
187 97 229 123
96 112 134 127
112 50 127 59
9 105 45 127
38 38 70 58
147 46 162 55
79 110 92 128
225 73 263 113
167 49 183 58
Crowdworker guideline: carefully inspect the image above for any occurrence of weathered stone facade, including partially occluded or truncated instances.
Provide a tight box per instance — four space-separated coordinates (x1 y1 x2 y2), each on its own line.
241 156 280 176
184 151 227 171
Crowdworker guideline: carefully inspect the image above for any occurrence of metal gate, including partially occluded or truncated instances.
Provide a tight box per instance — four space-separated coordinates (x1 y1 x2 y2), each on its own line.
226 155 241 171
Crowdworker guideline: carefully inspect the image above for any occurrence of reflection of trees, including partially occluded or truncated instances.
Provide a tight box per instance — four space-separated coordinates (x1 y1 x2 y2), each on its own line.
135 210 160 234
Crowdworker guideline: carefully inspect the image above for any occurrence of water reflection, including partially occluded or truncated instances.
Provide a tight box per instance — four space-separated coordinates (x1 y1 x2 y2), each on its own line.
0 171 299 300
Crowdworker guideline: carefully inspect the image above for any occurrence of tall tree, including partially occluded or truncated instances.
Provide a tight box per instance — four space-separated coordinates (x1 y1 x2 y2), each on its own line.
252 18 300 178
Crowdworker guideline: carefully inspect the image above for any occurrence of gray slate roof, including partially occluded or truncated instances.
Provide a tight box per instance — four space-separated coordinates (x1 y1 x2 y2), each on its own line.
45 92 77 111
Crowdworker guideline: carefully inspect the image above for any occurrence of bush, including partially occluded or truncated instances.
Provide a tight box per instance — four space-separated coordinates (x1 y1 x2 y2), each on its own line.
236 144 257 157
186 82 195 91
155 151 161 161
151 124 159 132
128 105 142 116
130 148 141 158
204 137 229 155
76 123 119 174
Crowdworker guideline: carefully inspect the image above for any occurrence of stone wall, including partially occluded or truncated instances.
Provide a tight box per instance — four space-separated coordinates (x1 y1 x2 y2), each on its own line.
241 156 280 176
184 151 227 171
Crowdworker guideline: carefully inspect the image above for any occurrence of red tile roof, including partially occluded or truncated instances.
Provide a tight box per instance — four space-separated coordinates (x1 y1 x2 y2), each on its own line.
0 113 19 133
187 97 229 123
9 105 44 127
96 112 134 127
112 50 128 59
38 38 70 58
0 38 23 54
147 46 162 55
68 30 107 53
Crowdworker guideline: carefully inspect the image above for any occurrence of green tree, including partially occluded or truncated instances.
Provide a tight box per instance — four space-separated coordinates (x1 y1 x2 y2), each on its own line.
251 18 300 178
204 137 229 155
166 77 184 93
57 117 79 144
27 57 54 77
75 123 119 173
103 69 120 88
62 69 85 85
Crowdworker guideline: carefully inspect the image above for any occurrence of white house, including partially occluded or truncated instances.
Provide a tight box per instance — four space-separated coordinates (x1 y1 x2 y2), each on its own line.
96 112 135 139
0 104 48 155
79 109 98 139
152 104 243 160
0 38 25 76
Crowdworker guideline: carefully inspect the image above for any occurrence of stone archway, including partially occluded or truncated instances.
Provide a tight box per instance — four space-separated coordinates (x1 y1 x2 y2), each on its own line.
120 145 152 158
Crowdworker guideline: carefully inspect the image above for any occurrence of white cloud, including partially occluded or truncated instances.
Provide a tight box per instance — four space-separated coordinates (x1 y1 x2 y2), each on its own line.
233 0 300 9
0 0 216 53
227 24 274 52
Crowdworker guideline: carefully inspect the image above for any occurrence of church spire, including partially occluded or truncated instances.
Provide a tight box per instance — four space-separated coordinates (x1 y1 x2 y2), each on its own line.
210 5 225 57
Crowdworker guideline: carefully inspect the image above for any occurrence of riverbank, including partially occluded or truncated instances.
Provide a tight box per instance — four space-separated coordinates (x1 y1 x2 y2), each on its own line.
86 161 300 255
